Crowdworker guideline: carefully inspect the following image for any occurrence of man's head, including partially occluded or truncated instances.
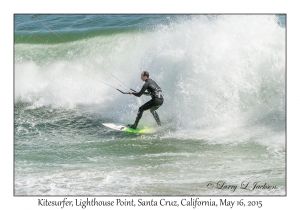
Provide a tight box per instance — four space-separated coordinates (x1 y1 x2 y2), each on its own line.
141 71 149 81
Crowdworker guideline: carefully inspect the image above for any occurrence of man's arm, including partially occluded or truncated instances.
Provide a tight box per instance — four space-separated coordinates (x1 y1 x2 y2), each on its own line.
131 83 148 97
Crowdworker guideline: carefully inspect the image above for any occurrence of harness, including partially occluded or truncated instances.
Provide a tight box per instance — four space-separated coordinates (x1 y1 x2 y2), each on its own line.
153 87 163 99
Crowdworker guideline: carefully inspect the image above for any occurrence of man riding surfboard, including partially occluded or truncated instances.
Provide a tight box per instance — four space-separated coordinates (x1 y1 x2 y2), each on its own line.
128 71 164 129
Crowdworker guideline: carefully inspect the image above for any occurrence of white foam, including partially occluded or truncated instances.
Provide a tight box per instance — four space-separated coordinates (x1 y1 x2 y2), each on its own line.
15 15 285 136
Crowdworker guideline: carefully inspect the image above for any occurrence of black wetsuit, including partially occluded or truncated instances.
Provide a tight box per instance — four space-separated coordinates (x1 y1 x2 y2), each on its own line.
131 78 163 129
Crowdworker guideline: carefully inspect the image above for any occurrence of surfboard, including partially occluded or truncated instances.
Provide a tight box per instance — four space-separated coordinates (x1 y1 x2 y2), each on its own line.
102 123 153 134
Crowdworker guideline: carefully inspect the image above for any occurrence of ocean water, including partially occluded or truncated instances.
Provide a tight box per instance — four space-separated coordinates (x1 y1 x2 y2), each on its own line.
14 14 286 195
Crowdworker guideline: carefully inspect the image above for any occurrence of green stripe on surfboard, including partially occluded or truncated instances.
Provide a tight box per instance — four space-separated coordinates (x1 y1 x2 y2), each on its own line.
102 123 154 134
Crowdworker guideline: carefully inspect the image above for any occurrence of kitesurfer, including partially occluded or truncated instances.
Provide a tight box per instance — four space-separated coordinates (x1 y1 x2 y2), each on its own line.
128 71 163 129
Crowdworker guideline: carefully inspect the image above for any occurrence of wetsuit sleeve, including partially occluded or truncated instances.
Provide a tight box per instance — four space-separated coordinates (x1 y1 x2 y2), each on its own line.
143 91 152 96
132 82 148 97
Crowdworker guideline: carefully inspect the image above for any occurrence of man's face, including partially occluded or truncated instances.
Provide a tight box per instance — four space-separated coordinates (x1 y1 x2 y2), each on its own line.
141 72 147 81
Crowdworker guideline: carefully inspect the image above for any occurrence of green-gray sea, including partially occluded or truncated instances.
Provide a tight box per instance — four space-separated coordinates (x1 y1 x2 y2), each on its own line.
14 14 286 195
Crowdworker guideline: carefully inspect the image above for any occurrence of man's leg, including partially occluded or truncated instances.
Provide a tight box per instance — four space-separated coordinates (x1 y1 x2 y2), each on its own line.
150 106 161 126
129 100 154 129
